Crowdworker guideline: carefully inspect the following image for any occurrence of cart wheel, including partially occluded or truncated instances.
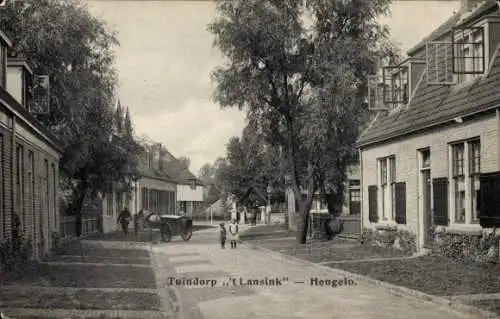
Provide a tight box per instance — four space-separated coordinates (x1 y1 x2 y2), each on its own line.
181 225 193 241
161 223 172 242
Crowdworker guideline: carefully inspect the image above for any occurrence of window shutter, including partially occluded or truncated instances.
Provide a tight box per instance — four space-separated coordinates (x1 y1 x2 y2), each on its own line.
395 182 406 224
432 177 449 226
479 172 500 228
368 185 378 223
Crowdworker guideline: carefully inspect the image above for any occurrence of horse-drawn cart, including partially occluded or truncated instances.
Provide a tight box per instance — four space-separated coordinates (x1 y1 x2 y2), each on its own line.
159 214 193 242
143 212 193 242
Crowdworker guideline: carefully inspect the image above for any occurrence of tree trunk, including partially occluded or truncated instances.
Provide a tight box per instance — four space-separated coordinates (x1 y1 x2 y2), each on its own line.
297 199 311 244
73 181 88 237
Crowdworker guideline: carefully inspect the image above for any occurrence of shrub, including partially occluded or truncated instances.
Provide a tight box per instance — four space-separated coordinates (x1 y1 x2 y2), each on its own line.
0 234 32 274
436 229 499 263
359 228 375 245
395 229 417 255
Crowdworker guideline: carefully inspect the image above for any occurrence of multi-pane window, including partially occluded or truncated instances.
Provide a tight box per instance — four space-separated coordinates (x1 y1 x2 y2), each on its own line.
451 140 480 224
350 189 360 202
106 194 113 216
141 187 149 211
16 144 24 233
28 151 35 236
422 149 431 169
44 159 49 229
452 143 466 223
452 27 485 83
378 156 396 221
469 140 481 223
52 164 57 224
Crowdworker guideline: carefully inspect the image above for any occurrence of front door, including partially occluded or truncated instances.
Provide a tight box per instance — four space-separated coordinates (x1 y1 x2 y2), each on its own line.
422 169 433 247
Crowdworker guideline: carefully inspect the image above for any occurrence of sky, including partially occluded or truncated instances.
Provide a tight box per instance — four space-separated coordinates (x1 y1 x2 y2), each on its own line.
85 0 461 175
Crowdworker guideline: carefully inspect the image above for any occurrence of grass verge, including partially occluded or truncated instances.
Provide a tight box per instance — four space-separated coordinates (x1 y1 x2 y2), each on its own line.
1 263 157 289
1 290 161 311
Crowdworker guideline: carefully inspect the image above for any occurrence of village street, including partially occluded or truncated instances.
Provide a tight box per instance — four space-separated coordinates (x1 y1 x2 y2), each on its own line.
152 226 490 319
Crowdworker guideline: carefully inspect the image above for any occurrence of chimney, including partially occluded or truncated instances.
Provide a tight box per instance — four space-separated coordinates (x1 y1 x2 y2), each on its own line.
6 57 33 107
460 0 483 16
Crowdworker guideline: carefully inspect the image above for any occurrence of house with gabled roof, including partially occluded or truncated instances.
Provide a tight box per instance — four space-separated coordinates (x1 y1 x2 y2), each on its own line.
0 29 63 259
161 150 204 218
357 0 500 252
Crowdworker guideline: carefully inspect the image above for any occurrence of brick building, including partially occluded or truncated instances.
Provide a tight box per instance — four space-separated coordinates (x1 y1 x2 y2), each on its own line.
0 29 62 258
357 0 500 251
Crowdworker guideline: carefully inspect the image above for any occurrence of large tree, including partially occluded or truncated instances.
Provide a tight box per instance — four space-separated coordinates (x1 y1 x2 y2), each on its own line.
0 0 142 235
209 0 396 243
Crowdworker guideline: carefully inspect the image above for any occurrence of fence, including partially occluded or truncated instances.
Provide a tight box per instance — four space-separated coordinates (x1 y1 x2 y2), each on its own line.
336 213 361 239
308 212 361 239
60 215 101 239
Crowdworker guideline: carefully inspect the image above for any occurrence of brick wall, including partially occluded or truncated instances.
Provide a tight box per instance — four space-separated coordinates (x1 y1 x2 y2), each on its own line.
0 108 60 259
361 113 498 248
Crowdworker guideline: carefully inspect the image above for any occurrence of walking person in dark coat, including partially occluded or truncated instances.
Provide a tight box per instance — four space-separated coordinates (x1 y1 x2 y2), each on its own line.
117 207 132 236
219 223 227 249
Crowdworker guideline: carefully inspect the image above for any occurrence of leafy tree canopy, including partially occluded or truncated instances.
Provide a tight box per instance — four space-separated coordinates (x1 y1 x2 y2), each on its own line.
209 0 397 242
0 0 143 222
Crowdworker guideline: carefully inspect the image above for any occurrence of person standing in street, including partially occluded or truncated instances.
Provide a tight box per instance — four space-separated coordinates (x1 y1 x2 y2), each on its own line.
117 207 132 236
228 219 239 248
219 223 227 249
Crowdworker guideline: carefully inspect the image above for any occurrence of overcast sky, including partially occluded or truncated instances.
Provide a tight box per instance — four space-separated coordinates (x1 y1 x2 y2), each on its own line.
86 0 460 175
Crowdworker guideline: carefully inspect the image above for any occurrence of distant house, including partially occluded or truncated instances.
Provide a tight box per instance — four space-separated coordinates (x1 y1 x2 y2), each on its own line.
0 30 63 258
357 0 500 251
203 196 234 221
101 116 177 232
161 152 204 218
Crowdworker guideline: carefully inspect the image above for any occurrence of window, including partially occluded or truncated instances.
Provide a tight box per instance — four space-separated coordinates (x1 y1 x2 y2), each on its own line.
106 193 113 216
51 164 56 227
28 151 35 236
141 187 149 211
44 159 49 229
378 156 396 221
389 156 396 220
350 189 360 202
469 140 480 223
116 192 123 213
349 180 360 187
451 139 480 224
452 27 485 82
452 143 465 223
382 66 409 106
190 180 196 190
16 144 24 233
421 149 431 169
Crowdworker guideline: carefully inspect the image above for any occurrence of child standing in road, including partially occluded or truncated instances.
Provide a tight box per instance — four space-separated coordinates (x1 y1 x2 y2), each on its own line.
228 219 239 249
219 223 227 249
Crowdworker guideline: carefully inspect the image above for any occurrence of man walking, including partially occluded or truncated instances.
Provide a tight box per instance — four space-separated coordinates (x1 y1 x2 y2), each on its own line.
117 207 132 236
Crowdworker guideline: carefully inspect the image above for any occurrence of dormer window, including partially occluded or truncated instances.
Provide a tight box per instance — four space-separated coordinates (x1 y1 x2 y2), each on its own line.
367 75 388 111
382 66 409 107
426 26 486 86
190 179 196 190
452 26 485 83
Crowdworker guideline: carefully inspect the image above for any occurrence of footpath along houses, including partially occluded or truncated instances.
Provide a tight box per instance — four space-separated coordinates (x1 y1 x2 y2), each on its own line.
0 29 61 259
358 0 500 256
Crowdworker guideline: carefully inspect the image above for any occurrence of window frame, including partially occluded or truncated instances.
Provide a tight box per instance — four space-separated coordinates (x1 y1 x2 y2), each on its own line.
452 26 485 76
449 139 481 226
378 155 396 222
